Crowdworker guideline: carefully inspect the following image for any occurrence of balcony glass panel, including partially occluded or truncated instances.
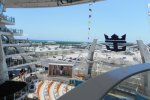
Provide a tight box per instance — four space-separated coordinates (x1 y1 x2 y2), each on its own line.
2 15 15 23
0 27 23 36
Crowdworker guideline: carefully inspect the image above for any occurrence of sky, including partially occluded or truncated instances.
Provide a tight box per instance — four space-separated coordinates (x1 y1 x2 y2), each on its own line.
5 0 150 43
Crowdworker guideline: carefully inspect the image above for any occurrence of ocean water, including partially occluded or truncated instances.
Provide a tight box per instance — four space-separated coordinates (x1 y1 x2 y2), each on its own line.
30 39 84 44
30 39 49 43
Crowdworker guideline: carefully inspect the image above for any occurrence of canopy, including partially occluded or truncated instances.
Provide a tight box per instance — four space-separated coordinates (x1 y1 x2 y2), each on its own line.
5 0 102 8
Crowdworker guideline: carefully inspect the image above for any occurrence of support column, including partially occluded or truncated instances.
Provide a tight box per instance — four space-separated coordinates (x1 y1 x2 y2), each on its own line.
0 1 10 84
0 33 9 84
137 40 150 96
87 39 97 77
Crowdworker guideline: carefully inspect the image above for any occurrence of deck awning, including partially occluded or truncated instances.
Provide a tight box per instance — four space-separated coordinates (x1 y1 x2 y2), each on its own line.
5 0 103 8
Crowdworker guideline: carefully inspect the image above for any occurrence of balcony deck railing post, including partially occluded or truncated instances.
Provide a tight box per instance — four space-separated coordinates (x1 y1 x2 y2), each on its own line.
14 93 15 100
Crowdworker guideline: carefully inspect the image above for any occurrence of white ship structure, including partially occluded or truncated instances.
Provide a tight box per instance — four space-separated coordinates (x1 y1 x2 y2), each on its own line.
0 0 150 100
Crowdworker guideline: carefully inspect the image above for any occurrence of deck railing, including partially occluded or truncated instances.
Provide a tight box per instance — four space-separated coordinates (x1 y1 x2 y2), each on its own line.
1 15 15 24
0 27 23 36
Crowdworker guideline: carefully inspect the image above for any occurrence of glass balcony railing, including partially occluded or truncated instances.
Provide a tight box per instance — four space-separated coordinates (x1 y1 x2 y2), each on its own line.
4 47 33 55
6 57 38 68
0 27 11 32
4 47 20 55
8 28 23 36
13 39 30 44
2 39 31 45
1 15 15 24
0 27 23 36
6 58 27 67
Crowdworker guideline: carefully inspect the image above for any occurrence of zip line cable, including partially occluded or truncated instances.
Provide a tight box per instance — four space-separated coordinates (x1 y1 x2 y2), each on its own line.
144 0 150 33
88 2 93 42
